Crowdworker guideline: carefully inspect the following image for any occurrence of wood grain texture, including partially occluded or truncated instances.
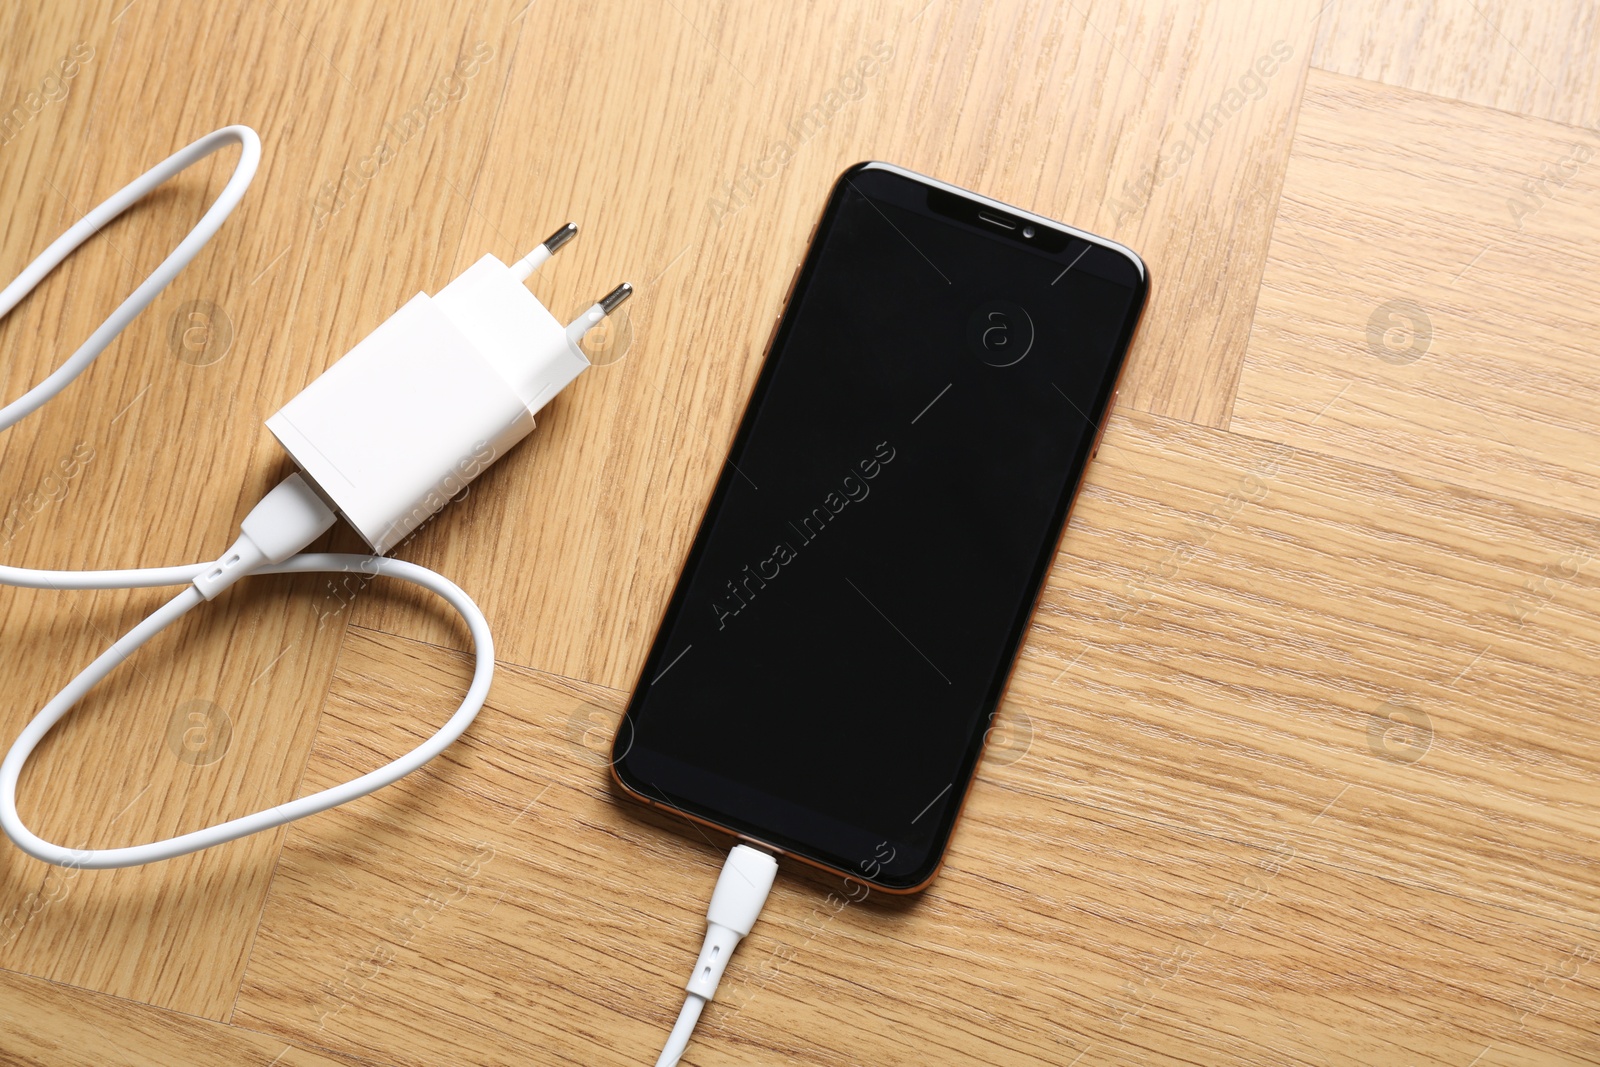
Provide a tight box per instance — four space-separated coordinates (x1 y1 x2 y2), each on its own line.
1311 0 1600 126
1229 71 1600 518
234 623 1599 1066
1019 409 1599 935
0 965 359 1067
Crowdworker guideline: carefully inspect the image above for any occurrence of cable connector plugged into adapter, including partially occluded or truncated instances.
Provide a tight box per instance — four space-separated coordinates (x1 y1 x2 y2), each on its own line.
192 473 336 600
267 223 631 554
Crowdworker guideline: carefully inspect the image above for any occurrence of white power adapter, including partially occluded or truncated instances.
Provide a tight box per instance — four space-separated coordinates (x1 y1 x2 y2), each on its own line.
0 123 635 870
267 223 629 554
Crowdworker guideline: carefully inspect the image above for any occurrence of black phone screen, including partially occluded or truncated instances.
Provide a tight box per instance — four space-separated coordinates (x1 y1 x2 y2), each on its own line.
614 163 1146 890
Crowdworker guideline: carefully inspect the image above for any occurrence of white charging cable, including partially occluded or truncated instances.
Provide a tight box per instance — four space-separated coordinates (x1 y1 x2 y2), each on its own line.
0 127 624 869
0 126 259 429
5 125 781 1067
656 845 779 1067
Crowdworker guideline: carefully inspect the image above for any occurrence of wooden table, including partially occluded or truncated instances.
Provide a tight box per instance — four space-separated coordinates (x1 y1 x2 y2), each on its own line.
1 1 1596 1063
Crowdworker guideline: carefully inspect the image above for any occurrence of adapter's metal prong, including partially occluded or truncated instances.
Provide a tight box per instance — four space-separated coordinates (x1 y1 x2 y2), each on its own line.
565 283 635 349
598 282 633 315
511 222 579 281
542 222 578 255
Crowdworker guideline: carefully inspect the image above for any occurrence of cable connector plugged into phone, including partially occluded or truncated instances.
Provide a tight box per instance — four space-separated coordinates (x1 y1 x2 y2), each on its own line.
655 845 779 1067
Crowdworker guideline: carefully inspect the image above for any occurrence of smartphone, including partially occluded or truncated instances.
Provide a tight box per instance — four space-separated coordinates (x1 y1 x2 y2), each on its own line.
612 162 1147 892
